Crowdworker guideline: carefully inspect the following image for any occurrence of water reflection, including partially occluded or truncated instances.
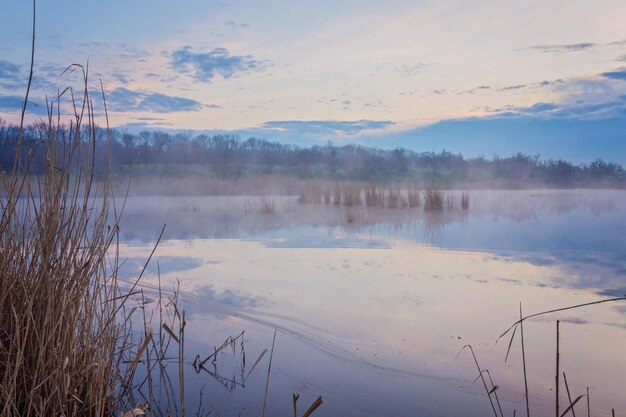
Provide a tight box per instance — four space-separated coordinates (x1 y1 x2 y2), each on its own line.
115 190 626 417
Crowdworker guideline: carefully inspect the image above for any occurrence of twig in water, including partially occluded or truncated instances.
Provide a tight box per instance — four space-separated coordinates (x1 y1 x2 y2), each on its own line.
302 396 323 417
563 372 576 417
556 320 560 417
520 304 530 417
559 396 585 417
458 345 498 417
261 329 277 417
292 393 300 417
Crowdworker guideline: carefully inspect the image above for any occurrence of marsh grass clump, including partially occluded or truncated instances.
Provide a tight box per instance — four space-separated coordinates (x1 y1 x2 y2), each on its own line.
322 187 332 204
0 67 135 416
461 190 470 210
385 186 407 208
259 195 276 214
297 190 307 204
341 184 362 206
179 197 199 212
333 183 342 205
297 184 322 204
445 194 455 210
423 184 444 211
407 184 421 208
282 198 297 212
243 198 257 214
364 184 384 206
344 207 358 224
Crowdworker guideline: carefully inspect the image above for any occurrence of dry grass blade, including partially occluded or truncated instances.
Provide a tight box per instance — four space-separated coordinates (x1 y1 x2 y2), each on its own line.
301 396 323 417
458 345 498 417
504 322 518 363
519 303 530 417
18 0 35 147
127 328 154 375
162 322 180 344
563 372 576 417
261 329 278 417
292 393 300 417
497 296 626 344
244 348 268 383
484 370 504 417
559 395 585 417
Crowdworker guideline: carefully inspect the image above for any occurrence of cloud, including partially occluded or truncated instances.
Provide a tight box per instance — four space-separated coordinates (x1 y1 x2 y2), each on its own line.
484 102 558 116
106 87 205 113
196 284 265 308
121 121 173 127
0 59 24 89
596 288 626 297
521 102 559 114
521 42 596 53
0 59 21 79
224 20 249 29
376 62 430 77
458 85 491 95
111 70 130 85
533 79 564 88
0 95 48 115
170 46 268 82
498 84 526 91
260 119 394 136
0 95 25 111
608 39 626 46
486 95 626 120
601 68 626 81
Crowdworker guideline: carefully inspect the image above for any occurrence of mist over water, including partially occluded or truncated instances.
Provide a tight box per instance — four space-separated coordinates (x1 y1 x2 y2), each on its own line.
117 188 626 417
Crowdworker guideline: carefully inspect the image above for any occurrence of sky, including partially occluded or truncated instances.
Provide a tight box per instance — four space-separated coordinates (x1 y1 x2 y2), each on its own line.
1 0 625 161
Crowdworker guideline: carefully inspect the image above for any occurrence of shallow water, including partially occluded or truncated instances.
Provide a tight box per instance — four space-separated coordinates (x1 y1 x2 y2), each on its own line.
117 189 626 417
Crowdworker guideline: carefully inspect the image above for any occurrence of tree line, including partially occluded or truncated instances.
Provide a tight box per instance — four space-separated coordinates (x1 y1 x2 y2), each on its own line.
1 119 624 187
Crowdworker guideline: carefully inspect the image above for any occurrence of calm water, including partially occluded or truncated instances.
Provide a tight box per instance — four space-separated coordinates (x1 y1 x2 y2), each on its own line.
117 190 626 417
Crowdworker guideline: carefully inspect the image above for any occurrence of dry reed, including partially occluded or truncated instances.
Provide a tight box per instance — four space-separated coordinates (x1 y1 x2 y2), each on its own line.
423 184 444 211
461 190 470 210
364 184 384 207
0 63 133 416
407 184 421 207
259 195 276 214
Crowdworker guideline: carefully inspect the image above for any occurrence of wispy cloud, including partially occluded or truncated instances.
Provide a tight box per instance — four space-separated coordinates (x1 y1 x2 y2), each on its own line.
376 62 431 77
485 102 558 115
533 79 564 88
170 46 268 82
224 20 249 29
601 68 626 81
486 95 626 120
106 87 206 113
260 119 394 136
520 42 596 54
0 59 23 89
498 84 526 91
458 85 491 95
0 95 48 115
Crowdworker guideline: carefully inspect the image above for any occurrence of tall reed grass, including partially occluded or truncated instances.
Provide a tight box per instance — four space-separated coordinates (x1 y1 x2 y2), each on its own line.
0 64 134 416
423 184 444 211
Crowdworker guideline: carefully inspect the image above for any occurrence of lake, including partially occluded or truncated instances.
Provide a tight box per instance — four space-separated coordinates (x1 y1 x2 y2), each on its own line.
115 189 626 417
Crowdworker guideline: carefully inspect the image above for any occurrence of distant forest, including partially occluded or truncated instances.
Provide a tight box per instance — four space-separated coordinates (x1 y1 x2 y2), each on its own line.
1 120 624 187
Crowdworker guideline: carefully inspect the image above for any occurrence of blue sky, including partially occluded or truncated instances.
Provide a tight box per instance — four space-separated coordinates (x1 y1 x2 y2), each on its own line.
1 0 625 161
